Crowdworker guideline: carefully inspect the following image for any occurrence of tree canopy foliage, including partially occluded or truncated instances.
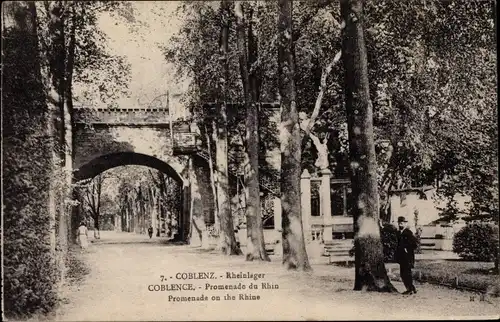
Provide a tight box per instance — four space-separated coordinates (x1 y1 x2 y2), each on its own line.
166 0 496 221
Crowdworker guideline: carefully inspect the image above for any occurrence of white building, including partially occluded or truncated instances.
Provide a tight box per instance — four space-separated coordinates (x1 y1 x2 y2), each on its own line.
388 186 471 250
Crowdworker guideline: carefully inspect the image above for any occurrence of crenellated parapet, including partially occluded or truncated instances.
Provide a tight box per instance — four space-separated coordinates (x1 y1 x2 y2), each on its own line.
73 107 191 130
73 107 200 155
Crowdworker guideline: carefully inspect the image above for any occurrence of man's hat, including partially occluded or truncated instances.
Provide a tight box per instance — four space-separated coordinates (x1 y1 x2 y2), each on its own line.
397 216 408 223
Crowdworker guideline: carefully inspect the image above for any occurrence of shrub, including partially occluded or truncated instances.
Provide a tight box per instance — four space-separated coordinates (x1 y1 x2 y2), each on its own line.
3 237 59 318
381 223 399 262
415 227 423 254
3 18 62 318
407 261 500 297
3 113 61 318
348 223 407 262
453 222 499 261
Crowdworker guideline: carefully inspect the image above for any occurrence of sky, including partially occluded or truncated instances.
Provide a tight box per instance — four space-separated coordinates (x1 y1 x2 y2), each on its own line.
76 1 190 118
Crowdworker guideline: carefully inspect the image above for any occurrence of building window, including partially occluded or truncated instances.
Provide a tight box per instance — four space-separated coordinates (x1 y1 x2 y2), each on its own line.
311 196 320 217
311 181 321 217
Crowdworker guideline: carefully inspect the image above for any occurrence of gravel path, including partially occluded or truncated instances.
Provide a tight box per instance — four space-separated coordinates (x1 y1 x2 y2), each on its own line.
55 232 499 321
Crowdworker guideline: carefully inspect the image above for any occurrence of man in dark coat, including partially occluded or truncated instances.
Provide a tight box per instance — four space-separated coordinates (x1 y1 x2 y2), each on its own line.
396 216 418 295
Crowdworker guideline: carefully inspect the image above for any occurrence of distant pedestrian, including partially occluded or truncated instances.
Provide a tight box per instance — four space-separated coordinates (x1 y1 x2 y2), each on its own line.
78 222 89 250
396 216 418 295
148 226 153 239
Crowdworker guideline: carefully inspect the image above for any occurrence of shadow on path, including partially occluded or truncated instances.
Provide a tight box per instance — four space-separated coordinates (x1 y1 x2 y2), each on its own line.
90 239 187 246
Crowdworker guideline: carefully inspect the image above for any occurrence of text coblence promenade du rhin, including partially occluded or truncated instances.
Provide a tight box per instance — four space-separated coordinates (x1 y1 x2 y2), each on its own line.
147 271 280 302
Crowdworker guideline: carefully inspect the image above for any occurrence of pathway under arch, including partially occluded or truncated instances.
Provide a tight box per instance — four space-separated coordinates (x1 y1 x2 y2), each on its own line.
73 152 191 243
71 107 222 247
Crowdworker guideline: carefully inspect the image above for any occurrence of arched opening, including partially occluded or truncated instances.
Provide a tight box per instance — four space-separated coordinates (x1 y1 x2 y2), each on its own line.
74 152 185 183
73 152 190 243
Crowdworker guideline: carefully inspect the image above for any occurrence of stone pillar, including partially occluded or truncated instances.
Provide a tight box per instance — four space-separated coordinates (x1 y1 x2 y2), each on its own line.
151 195 158 235
273 197 282 232
273 197 282 256
320 168 333 242
300 169 311 243
181 184 191 242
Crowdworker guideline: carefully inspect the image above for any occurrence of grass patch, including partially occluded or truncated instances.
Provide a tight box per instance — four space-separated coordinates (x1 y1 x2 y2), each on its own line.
413 260 500 296
65 246 91 285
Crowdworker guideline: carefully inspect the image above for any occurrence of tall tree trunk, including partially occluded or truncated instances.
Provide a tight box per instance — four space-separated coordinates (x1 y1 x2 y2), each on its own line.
340 0 395 292
45 2 71 280
216 0 241 255
141 196 146 234
247 5 268 261
41 1 76 252
277 0 311 270
39 1 65 253
92 174 102 239
128 199 132 232
492 0 499 275
91 209 101 239
494 0 497 43
45 1 66 161
205 123 220 242
64 2 77 244
94 215 100 237
236 2 269 261
204 120 219 229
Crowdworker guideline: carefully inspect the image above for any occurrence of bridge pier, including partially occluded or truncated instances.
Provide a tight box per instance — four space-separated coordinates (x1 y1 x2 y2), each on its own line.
273 197 282 256
179 185 191 243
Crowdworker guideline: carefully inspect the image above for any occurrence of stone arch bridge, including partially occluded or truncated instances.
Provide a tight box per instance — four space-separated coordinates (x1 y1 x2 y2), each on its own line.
72 106 281 246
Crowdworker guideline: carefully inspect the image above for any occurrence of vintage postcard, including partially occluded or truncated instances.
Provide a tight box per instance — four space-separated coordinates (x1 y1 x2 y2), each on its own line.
2 0 499 321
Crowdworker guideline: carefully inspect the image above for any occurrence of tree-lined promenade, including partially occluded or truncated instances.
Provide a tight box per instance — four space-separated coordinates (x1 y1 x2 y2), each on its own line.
53 232 498 321
3 0 498 320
